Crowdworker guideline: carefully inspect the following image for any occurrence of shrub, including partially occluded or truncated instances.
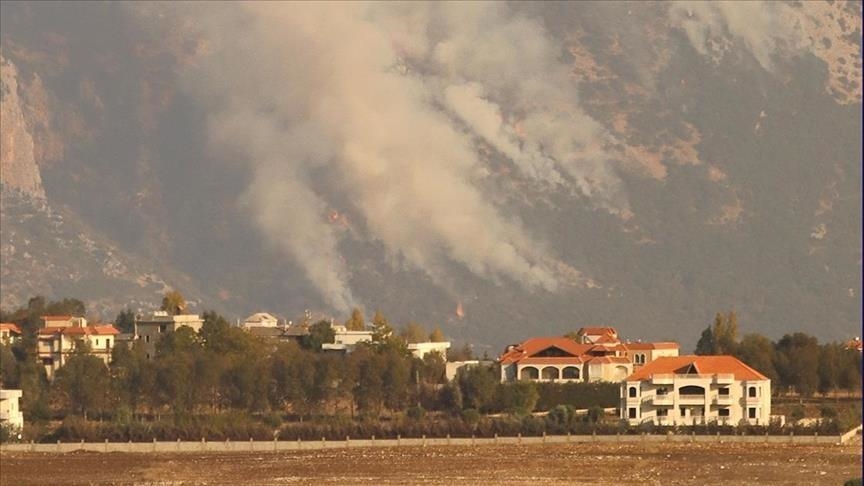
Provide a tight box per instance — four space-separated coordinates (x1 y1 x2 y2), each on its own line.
406 405 426 421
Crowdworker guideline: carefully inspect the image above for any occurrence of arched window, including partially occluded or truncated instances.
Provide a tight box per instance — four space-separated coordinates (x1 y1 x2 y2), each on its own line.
541 366 560 381
562 366 580 380
678 385 705 395
520 367 539 380
629 386 638 397
748 386 757 397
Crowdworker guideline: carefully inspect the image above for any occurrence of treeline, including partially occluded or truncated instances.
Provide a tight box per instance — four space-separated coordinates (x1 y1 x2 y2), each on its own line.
695 311 862 397
0 297 619 442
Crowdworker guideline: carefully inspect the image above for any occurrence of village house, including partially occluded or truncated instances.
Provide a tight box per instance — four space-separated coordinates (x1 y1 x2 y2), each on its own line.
321 323 374 352
0 389 24 432
36 316 119 379
135 311 204 360
499 328 679 384
407 341 451 360
621 355 771 426
0 323 22 345
242 312 280 328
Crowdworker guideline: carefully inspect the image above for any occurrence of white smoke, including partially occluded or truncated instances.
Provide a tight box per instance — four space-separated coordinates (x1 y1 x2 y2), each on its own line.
669 1 810 72
142 2 628 312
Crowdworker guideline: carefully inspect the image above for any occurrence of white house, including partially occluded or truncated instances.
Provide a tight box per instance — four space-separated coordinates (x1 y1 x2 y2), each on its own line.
408 341 451 360
0 389 24 431
621 355 771 426
135 312 204 360
242 312 280 328
321 324 374 352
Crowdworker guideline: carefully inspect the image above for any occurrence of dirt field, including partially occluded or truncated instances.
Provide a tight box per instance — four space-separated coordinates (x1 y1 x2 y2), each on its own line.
1 441 861 485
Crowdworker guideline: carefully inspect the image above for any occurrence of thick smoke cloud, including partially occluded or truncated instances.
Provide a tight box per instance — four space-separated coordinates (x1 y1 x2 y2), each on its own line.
154 2 620 312
129 1 829 313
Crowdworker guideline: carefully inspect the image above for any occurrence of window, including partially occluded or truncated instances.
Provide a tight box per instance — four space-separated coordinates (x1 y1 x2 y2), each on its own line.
159 324 167 333
629 387 638 398
748 386 757 397
657 387 668 396
678 385 705 395
145 335 150 343
718 387 729 396
718 408 730 417
95 339 100 347
748 408 756 419
628 408 637 419
679 407 686 417
657 408 668 417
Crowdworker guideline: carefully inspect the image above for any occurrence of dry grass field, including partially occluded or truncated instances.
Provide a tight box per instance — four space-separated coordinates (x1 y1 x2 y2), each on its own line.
1 440 861 485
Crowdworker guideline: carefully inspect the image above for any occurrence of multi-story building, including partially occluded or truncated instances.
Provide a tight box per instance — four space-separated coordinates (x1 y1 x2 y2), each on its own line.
0 389 24 431
499 328 679 384
0 323 22 345
135 312 204 360
407 341 451 360
621 355 771 426
36 316 118 379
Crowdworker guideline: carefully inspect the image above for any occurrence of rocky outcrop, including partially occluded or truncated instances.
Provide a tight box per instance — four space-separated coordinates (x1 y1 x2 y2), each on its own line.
0 53 45 199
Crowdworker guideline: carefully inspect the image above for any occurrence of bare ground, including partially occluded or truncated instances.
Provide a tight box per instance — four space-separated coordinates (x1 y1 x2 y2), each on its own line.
1 441 861 485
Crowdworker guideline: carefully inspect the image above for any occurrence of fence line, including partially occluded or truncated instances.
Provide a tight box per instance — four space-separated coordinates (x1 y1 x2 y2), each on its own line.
0 431 849 454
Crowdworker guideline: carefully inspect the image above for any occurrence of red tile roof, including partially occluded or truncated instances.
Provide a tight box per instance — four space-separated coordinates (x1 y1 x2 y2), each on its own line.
625 355 768 382
625 342 680 351
586 356 631 364
0 323 22 334
519 357 585 366
38 325 119 337
499 337 593 365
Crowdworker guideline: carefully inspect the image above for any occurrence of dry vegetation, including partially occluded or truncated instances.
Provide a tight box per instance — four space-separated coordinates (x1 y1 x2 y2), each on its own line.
1 441 861 485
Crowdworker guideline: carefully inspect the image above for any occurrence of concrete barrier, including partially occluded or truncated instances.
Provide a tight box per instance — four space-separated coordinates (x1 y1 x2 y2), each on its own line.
0 432 846 454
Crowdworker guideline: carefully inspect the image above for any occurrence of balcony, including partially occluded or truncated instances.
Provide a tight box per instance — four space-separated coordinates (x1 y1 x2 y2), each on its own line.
677 395 707 405
651 374 674 385
745 396 761 405
651 394 674 406
713 395 735 406
714 374 735 385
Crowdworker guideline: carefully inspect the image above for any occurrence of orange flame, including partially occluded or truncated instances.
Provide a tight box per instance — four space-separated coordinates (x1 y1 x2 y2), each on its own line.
455 301 465 319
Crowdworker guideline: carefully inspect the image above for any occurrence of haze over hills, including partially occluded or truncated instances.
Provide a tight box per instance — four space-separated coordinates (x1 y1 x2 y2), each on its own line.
0 1 861 354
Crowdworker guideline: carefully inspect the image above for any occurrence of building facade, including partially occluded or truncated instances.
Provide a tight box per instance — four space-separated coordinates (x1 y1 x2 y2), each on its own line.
36 316 118 380
0 323 22 345
0 389 24 431
621 355 771 426
242 312 280 328
499 328 679 384
135 312 204 360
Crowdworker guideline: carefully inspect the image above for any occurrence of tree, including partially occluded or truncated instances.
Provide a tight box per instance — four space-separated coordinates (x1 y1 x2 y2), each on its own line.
45 298 86 318
817 343 844 396
457 365 498 412
345 307 366 331
160 290 187 316
694 326 715 355
735 333 778 382
775 333 820 397
496 381 539 415
0 344 18 388
52 346 110 419
429 326 446 343
401 322 427 344
301 320 335 351
114 309 136 334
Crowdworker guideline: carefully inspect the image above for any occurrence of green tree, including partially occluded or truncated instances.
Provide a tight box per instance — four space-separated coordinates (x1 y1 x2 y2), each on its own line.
114 309 136 334
45 298 86 318
735 333 778 382
496 381 539 415
694 326 715 355
52 346 110 419
457 365 498 412
0 344 18 388
817 343 844 396
345 307 366 331
160 290 187 316
301 320 335 351
775 333 820 397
